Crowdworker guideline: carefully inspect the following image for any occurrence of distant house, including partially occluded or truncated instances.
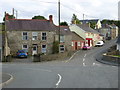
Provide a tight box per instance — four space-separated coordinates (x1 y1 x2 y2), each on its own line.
71 32 85 50
117 36 120 52
98 24 118 40
80 19 102 29
5 13 72 55
70 24 102 47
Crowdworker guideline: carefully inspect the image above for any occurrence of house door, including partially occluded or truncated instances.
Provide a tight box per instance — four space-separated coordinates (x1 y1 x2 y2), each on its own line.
75 42 77 50
88 40 90 46
32 45 37 55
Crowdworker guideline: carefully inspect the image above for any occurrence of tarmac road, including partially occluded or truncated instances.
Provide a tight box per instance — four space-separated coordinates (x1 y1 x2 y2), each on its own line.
2 39 118 88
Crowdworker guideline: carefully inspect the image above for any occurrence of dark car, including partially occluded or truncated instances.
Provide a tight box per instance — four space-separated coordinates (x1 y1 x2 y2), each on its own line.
16 50 28 58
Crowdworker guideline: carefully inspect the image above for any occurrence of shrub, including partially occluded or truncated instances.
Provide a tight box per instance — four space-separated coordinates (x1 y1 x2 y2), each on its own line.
52 41 59 54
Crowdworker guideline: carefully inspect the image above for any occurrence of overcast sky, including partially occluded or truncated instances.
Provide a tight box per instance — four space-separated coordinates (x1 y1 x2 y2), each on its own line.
0 0 119 25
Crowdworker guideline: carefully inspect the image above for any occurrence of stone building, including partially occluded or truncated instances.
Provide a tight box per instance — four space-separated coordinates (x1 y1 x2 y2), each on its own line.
5 13 72 55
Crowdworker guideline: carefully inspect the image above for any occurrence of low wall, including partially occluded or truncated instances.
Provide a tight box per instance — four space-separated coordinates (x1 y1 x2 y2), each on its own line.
33 51 74 62
103 53 120 64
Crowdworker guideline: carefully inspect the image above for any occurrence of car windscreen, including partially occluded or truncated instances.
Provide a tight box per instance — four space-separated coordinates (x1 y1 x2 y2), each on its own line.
18 51 25 53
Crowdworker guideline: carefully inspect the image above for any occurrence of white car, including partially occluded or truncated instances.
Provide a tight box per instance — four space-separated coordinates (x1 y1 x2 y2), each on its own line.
95 41 104 47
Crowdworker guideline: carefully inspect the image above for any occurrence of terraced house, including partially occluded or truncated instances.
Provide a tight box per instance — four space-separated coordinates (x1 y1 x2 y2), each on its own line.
4 13 72 56
70 23 103 50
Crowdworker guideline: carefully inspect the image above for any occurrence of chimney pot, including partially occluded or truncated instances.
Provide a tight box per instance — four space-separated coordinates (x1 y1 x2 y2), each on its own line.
49 15 53 22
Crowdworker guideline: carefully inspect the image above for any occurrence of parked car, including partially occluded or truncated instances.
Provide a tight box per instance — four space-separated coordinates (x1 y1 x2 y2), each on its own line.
16 50 28 58
82 45 91 50
95 41 104 47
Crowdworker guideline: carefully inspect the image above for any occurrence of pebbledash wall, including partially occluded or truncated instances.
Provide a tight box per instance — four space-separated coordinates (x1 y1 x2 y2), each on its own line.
7 30 56 55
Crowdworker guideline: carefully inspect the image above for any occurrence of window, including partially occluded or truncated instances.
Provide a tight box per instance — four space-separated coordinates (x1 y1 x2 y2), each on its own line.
72 42 74 46
41 45 47 53
42 32 47 40
22 32 28 40
60 45 65 52
22 45 28 51
32 32 38 40
78 42 80 46
60 35 64 42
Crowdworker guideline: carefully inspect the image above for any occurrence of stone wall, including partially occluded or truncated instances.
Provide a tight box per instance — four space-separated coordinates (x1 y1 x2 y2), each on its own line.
7 30 56 55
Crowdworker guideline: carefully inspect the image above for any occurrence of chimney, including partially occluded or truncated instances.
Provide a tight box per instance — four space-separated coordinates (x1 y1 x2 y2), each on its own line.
49 15 53 22
5 13 10 20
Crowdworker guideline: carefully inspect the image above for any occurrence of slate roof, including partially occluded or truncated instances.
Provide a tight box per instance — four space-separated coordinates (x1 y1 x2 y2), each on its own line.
6 19 57 31
76 24 99 34
80 19 99 24
5 19 72 35
58 26 72 35
117 36 120 44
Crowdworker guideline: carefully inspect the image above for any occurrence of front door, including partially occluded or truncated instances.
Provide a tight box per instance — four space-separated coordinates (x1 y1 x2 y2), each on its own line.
75 42 77 50
32 45 37 55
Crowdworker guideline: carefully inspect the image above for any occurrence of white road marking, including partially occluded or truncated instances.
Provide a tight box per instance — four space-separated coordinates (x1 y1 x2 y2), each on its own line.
56 74 62 88
93 63 101 66
83 63 86 66
93 63 95 66
84 54 87 57
65 50 79 63
83 58 85 62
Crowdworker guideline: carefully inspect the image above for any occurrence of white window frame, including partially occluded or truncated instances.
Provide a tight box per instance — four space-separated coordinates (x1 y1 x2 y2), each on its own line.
78 42 80 46
59 45 65 52
60 35 65 43
41 32 47 41
22 32 28 40
41 44 47 53
32 32 38 40
72 42 74 46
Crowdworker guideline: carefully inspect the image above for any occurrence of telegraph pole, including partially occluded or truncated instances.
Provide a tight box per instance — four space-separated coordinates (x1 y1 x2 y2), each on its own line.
83 14 85 20
58 0 60 43
16 10 18 19
12 8 14 17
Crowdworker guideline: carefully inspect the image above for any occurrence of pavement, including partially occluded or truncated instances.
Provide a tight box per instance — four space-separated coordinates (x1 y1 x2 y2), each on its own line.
0 73 13 88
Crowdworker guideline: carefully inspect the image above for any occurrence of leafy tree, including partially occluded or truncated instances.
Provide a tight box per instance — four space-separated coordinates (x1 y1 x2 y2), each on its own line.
89 22 96 29
60 21 68 26
32 15 47 20
71 14 81 24
52 41 59 54
3 15 15 21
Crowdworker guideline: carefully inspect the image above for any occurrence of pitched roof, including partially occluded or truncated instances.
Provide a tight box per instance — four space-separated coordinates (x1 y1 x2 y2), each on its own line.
76 24 99 34
117 36 120 44
6 19 57 31
80 19 99 24
56 26 72 35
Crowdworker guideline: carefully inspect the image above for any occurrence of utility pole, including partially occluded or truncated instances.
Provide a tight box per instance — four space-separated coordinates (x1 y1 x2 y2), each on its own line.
58 0 60 42
58 0 60 52
83 14 85 20
16 10 18 19
12 8 14 18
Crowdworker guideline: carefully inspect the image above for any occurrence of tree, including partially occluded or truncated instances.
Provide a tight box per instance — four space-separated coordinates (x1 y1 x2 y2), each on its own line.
71 14 81 24
52 41 59 54
32 15 47 20
3 15 15 21
89 22 96 29
60 21 68 26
